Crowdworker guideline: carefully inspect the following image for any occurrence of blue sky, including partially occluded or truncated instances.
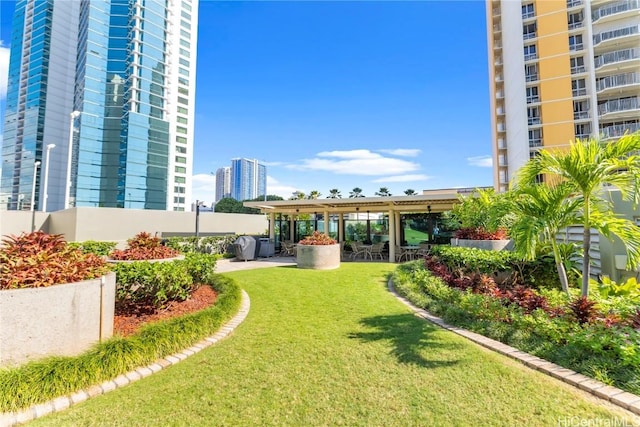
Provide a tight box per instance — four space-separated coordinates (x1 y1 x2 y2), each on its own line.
0 1 493 204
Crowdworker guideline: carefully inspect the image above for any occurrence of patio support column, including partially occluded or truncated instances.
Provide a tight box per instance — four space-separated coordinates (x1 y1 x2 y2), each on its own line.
394 211 401 247
388 209 395 263
338 213 344 242
269 213 275 241
290 215 295 242
324 210 329 236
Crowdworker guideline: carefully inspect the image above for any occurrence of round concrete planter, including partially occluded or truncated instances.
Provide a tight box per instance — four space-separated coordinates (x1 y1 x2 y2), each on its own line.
0 272 116 366
454 239 513 251
296 244 340 270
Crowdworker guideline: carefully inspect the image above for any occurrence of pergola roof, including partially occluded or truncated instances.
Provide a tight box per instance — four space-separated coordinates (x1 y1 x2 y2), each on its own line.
244 193 462 215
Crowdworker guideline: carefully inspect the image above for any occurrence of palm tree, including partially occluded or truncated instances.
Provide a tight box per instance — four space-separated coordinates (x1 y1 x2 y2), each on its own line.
290 191 306 200
307 190 321 200
404 189 417 196
349 187 365 198
510 183 581 295
516 134 640 296
327 188 342 199
375 187 392 197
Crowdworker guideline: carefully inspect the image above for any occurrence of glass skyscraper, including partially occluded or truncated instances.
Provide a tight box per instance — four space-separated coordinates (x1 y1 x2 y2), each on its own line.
1 0 198 211
230 158 266 201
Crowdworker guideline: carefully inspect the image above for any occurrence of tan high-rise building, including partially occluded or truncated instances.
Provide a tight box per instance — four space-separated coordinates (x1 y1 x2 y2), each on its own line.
487 0 640 191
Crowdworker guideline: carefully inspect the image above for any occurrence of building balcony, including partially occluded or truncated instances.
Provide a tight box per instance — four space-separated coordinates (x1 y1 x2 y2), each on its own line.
596 72 640 94
571 65 587 74
593 25 640 48
601 122 640 139
594 48 640 70
523 32 537 40
526 74 539 82
526 95 541 104
497 123 506 132
522 11 535 20
598 97 640 117
568 21 584 30
524 53 538 61
498 138 507 149
528 117 541 125
592 0 640 23
567 0 583 8
574 111 590 120
529 139 543 148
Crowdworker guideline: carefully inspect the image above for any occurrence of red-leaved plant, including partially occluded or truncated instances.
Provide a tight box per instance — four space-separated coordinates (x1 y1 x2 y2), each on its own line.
0 231 109 289
109 232 179 260
454 227 508 240
298 231 337 246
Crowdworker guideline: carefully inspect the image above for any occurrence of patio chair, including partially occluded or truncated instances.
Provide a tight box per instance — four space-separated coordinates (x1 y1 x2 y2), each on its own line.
395 245 409 263
416 243 432 258
281 241 296 257
350 242 367 260
369 242 386 260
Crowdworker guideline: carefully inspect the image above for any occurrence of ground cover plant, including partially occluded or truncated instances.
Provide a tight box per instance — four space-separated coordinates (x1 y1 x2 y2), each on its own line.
392 258 640 395
0 231 109 289
164 235 238 255
67 240 117 257
0 273 241 413
29 264 638 426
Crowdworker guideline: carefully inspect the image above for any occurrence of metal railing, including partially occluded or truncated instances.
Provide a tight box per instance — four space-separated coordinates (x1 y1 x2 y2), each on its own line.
574 111 590 120
598 97 640 115
529 139 543 148
595 48 640 68
596 72 640 92
571 65 586 74
567 0 582 7
601 122 640 138
592 0 639 22
593 25 639 45
524 53 538 61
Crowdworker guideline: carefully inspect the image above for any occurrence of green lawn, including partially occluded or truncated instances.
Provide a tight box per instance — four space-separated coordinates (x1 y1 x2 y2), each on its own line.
32 263 637 426
404 227 428 245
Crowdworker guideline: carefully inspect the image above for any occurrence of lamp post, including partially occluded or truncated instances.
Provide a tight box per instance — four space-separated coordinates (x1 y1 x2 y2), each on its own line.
65 111 81 209
42 143 56 212
195 199 201 238
31 161 41 231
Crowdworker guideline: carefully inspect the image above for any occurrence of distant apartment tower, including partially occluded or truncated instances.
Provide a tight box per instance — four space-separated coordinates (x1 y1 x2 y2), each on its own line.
215 167 231 202
487 0 640 192
230 158 266 201
1 0 198 211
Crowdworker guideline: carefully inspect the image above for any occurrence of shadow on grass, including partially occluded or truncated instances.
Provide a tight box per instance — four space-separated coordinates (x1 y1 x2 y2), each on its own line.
349 313 463 368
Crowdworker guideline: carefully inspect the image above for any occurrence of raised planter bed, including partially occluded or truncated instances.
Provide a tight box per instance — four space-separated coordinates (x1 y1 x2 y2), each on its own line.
0 272 116 366
452 238 513 251
296 243 340 270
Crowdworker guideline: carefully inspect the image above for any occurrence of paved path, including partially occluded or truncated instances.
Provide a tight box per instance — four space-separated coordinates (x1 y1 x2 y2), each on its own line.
215 256 296 273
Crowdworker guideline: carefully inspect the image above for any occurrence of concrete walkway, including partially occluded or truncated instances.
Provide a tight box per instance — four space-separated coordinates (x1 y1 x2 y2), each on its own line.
215 256 296 273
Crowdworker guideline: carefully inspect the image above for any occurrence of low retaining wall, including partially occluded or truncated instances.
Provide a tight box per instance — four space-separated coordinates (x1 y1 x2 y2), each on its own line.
0 272 116 366
451 239 514 251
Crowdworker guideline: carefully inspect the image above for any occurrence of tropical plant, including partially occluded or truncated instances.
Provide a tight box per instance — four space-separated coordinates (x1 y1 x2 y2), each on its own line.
375 187 392 197
307 190 322 199
298 231 337 245
68 240 117 256
110 232 180 260
290 191 306 200
509 183 581 295
328 188 342 199
404 189 417 196
0 231 109 289
516 134 640 296
349 187 365 198
592 276 640 299
451 188 515 235
214 197 245 213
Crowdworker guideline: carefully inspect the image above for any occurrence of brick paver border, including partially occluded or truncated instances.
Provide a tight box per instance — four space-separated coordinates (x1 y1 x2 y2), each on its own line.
387 279 640 417
0 290 251 427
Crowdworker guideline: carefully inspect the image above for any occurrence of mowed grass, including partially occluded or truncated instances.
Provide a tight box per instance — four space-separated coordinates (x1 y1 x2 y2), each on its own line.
31 263 638 426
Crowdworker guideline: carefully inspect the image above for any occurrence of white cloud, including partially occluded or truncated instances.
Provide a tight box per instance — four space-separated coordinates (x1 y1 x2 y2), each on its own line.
262 161 284 167
288 149 420 176
0 41 9 100
191 173 216 206
378 148 421 157
467 155 493 168
267 175 303 199
372 174 431 183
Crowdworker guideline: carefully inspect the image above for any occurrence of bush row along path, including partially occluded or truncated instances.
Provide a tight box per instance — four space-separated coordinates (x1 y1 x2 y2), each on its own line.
32 260 640 426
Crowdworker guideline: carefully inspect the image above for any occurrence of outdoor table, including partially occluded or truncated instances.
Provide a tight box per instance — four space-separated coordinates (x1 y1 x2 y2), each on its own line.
400 246 420 261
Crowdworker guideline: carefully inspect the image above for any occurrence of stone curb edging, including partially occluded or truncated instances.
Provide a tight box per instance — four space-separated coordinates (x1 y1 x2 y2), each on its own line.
0 290 251 427
387 279 640 417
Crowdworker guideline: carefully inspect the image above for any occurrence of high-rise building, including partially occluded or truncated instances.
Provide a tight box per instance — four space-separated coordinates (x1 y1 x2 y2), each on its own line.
1 0 198 212
487 0 640 192
230 158 266 201
215 166 231 202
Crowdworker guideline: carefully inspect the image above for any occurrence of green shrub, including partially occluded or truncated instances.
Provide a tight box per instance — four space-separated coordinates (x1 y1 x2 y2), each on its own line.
0 274 242 412
68 240 117 256
113 260 194 309
164 235 238 255
183 252 219 284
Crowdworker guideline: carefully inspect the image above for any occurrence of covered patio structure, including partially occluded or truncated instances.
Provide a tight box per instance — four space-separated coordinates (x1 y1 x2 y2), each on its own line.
244 192 461 263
